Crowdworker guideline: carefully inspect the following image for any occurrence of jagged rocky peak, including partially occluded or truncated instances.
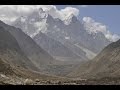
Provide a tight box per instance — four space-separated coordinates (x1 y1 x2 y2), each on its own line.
25 8 47 23
46 14 54 23
38 8 48 19
63 13 78 25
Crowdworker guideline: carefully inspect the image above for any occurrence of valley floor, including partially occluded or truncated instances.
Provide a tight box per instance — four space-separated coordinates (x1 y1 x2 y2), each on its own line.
1 74 120 85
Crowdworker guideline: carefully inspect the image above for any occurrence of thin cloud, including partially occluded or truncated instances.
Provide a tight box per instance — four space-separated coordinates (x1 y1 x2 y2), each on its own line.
83 17 120 42
0 5 79 24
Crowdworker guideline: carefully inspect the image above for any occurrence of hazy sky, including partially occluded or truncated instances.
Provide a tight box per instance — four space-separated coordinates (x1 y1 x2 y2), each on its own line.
56 5 120 35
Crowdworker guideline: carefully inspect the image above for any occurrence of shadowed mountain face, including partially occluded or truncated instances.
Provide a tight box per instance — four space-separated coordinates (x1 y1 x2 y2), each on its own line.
0 20 55 71
0 26 39 73
0 26 68 84
68 39 120 79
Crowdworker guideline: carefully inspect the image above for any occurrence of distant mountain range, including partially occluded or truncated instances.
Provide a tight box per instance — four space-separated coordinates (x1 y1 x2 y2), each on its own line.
34 32 83 61
12 8 113 61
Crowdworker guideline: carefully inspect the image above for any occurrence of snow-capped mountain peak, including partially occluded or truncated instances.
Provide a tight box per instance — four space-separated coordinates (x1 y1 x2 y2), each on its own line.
12 9 49 37
63 13 75 25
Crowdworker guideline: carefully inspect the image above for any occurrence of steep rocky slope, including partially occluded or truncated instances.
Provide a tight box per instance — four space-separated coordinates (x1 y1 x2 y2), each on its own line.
0 26 70 84
33 32 84 61
0 20 55 71
0 26 38 71
0 20 80 77
68 39 120 79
